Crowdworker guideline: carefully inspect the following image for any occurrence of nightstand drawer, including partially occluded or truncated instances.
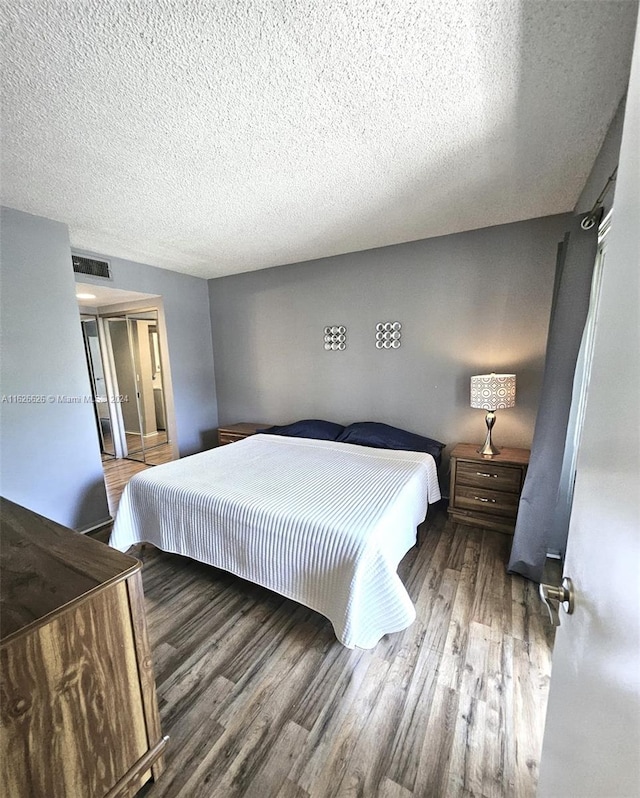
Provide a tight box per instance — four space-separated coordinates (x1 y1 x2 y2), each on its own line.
217 423 270 446
218 432 244 445
455 484 520 518
456 461 522 493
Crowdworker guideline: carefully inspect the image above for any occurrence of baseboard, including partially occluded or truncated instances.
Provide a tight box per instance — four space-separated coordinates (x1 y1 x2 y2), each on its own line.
79 516 113 536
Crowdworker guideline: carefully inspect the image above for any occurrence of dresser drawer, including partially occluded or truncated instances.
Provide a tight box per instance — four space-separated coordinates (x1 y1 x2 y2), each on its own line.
456 461 522 493
454 484 520 518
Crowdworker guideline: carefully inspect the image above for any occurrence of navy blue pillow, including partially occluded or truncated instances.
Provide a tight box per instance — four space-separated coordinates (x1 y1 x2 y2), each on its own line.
262 419 345 441
336 422 445 464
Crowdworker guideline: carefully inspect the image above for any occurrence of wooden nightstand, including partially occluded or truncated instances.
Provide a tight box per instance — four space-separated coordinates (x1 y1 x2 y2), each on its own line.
448 443 530 535
217 422 270 445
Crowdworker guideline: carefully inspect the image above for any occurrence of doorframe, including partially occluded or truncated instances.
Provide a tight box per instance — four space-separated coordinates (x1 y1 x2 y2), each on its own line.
566 211 611 458
549 211 612 557
96 297 179 463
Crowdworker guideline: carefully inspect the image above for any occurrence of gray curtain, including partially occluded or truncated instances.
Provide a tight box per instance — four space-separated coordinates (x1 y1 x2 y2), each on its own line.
508 214 601 582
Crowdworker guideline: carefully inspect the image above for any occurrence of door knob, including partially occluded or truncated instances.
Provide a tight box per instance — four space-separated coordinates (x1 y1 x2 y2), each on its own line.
539 577 574 626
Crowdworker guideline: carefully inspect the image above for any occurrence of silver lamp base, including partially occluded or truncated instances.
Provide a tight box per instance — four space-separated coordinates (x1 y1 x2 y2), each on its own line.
478 411 500 457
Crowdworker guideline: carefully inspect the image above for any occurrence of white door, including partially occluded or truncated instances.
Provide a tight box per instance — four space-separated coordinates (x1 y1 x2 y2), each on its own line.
536 23 640 796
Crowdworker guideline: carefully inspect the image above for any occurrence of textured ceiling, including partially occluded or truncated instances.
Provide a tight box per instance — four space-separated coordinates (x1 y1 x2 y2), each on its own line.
1 1 637 279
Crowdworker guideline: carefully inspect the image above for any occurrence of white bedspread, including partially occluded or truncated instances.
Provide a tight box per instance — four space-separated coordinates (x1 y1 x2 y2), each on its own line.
110 434 441 649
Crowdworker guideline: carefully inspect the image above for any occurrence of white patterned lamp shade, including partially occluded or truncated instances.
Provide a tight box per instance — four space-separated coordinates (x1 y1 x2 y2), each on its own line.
470 373 516 411
470 373 516 456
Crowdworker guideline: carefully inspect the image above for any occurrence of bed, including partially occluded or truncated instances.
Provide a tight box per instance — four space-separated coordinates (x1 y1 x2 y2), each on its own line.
110 424 443 649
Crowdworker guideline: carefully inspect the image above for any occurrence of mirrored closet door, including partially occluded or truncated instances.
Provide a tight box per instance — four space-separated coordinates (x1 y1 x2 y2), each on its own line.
104 310 171 465
80 316 116 458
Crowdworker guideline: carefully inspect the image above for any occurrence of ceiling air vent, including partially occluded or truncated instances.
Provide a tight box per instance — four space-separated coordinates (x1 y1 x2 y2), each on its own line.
72 255 112 280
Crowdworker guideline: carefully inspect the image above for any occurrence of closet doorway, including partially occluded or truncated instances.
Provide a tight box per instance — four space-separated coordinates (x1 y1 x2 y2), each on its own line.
77 285 178 467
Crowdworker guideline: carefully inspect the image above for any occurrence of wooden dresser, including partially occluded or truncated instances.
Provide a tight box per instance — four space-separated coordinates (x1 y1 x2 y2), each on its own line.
217 422 270 445
448 443 530 535
0 497 167 798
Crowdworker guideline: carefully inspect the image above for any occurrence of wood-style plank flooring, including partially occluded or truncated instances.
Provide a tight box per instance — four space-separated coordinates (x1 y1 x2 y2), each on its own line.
143 442 176 466
102 444 175 516
122 433 175 466
124 506 555 798
102 457 149 516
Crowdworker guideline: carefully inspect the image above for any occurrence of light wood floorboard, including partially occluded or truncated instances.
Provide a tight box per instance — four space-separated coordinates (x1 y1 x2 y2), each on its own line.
102 445 175 517
102 456 149 516
123 506 556 798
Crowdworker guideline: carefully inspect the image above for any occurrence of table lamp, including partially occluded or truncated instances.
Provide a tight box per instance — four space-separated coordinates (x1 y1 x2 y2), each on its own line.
470 373 516 456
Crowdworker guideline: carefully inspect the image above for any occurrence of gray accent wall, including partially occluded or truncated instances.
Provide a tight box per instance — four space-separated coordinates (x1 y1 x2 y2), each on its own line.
73 251 218 454
0 207 110 529
209 214 570 471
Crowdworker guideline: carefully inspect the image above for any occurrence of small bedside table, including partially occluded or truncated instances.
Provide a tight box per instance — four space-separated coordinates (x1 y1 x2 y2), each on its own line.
217 422 270 445
448 443 530 535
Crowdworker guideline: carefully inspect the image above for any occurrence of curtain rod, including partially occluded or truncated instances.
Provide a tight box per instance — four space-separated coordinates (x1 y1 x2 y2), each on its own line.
580 166 618 230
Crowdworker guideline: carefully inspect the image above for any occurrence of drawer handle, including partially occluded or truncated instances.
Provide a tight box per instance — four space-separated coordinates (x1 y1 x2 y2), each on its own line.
474 496 497 503
476 472 498 478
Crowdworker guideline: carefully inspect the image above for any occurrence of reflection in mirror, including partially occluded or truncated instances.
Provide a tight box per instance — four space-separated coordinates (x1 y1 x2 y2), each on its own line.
81 316 115 458
127 311 169 462
107 318 145 461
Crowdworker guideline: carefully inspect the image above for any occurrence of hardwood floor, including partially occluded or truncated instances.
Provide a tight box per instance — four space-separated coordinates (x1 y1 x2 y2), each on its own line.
123 433 175 466
102 444 175 516
103 456 149 516
127 507 555 798
143 442 176 466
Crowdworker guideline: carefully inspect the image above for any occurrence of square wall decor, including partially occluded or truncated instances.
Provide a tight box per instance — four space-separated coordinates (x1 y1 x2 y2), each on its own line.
375 321 402 349
324 325 347 350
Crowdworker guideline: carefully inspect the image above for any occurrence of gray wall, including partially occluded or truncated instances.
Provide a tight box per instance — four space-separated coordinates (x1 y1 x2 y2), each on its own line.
74 251 218 454
209 214 570 471
0 207 110 529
